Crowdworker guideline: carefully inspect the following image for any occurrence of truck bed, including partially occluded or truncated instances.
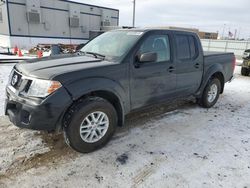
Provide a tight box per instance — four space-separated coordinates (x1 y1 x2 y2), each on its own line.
203 51 234 83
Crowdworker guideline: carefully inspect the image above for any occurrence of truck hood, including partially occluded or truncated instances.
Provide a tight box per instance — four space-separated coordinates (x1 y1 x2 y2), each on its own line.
15 54 115 80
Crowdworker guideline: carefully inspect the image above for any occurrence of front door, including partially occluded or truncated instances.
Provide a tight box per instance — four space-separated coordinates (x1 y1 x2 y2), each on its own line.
130 32 177 109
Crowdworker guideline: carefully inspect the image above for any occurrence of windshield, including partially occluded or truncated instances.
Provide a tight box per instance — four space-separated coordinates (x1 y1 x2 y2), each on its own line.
80 31 144 61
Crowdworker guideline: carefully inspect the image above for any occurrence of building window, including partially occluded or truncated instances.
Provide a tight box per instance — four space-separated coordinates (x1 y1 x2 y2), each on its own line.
0 8 3 22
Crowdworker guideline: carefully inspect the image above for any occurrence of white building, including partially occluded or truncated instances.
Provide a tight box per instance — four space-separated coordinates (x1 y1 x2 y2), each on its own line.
0 0 119 49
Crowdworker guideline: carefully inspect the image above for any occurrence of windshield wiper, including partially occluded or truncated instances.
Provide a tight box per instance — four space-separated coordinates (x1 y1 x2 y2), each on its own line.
84 51 106 60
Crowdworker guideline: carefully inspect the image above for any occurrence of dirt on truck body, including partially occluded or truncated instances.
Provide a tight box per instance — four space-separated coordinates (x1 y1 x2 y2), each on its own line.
5 29 234 153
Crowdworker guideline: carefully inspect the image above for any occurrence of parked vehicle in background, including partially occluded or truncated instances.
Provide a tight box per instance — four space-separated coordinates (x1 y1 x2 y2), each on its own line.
5 29 235 153
241 49 250 76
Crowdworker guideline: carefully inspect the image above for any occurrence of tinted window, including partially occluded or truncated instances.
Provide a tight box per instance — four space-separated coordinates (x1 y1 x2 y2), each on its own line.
139 35 170 62
189 36 197 58
176 35 190 60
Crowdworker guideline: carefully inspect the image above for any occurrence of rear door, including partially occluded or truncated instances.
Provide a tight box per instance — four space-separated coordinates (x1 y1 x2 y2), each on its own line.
174 33 203 96
130 31 177 109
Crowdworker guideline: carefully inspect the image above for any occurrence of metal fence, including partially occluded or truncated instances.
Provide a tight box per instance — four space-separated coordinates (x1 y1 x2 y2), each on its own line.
201 39 250 58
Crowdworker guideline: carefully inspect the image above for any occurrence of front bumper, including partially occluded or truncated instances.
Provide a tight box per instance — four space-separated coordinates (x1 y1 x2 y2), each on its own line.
5 86 72 131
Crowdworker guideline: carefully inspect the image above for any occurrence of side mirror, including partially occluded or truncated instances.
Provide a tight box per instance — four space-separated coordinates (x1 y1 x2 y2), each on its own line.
139 52 157 63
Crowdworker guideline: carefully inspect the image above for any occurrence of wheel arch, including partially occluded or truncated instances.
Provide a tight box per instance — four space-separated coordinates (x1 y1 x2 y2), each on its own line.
62 89 126 131
210 72 225 94
196 64 225 98
89 90 124 127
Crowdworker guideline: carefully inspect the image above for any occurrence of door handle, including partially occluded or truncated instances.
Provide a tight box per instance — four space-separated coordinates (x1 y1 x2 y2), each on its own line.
168 66 175 73
194 63 200 69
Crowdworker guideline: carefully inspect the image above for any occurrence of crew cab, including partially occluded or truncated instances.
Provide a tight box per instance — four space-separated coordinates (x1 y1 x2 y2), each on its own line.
5 29 235 153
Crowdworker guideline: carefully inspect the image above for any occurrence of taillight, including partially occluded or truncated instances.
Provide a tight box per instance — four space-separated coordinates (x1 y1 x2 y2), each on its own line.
232 56 236 72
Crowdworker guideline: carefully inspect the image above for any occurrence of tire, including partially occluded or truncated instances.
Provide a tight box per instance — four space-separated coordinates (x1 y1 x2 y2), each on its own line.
198 78 221 108
241 67 249 76
63 97 117 153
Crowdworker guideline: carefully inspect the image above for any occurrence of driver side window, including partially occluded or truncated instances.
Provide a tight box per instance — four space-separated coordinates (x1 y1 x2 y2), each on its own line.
139 35 170 63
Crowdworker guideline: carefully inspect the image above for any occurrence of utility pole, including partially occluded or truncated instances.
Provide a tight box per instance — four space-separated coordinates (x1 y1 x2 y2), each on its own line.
237 28 241 40
132 0 136 27
222 24 226 39
234 29 237 40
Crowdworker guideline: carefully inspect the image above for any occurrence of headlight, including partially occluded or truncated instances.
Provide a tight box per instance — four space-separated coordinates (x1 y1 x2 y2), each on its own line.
26 79 62 98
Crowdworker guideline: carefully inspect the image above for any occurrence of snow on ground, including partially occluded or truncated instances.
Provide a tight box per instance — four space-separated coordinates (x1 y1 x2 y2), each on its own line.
0 66 250 188
0 118 50 176
0 63 14 116
0 55 35 60
236 59 243 66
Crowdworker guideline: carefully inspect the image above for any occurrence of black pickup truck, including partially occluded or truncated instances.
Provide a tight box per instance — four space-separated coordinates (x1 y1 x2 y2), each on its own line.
5 29 235 153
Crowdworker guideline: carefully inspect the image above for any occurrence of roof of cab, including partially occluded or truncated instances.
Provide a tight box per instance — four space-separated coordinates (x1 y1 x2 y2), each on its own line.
116 27 197 35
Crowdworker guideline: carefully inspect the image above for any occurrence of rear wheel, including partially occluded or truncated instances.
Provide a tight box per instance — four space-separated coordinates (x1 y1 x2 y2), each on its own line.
63 97 117 153
241 67 249 76
198 78 221 108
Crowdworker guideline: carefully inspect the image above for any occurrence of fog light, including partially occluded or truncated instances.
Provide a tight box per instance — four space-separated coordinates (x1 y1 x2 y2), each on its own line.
21 110 31 125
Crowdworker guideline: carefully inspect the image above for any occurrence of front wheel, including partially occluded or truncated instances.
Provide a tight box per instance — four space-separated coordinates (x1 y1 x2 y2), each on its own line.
198 78 221 108
63 97 117 153
241 67 249 76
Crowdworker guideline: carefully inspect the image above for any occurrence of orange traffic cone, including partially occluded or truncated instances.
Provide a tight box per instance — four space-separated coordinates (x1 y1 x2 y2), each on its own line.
18 49 23 57
37 50 43 58
13 46 18 55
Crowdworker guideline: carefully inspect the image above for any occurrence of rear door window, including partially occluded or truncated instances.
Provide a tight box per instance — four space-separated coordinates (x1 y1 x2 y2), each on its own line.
188 36 197 58
176 35 190 60
176 35 198 60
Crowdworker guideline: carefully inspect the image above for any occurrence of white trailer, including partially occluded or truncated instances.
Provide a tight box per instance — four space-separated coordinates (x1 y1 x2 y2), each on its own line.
0 0 119 49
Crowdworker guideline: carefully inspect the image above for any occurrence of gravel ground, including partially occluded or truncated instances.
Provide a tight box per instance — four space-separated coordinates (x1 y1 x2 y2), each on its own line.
0 65 250 188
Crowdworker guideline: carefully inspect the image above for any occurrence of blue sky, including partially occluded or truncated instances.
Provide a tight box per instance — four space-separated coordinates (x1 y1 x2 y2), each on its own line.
76 0 250 39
